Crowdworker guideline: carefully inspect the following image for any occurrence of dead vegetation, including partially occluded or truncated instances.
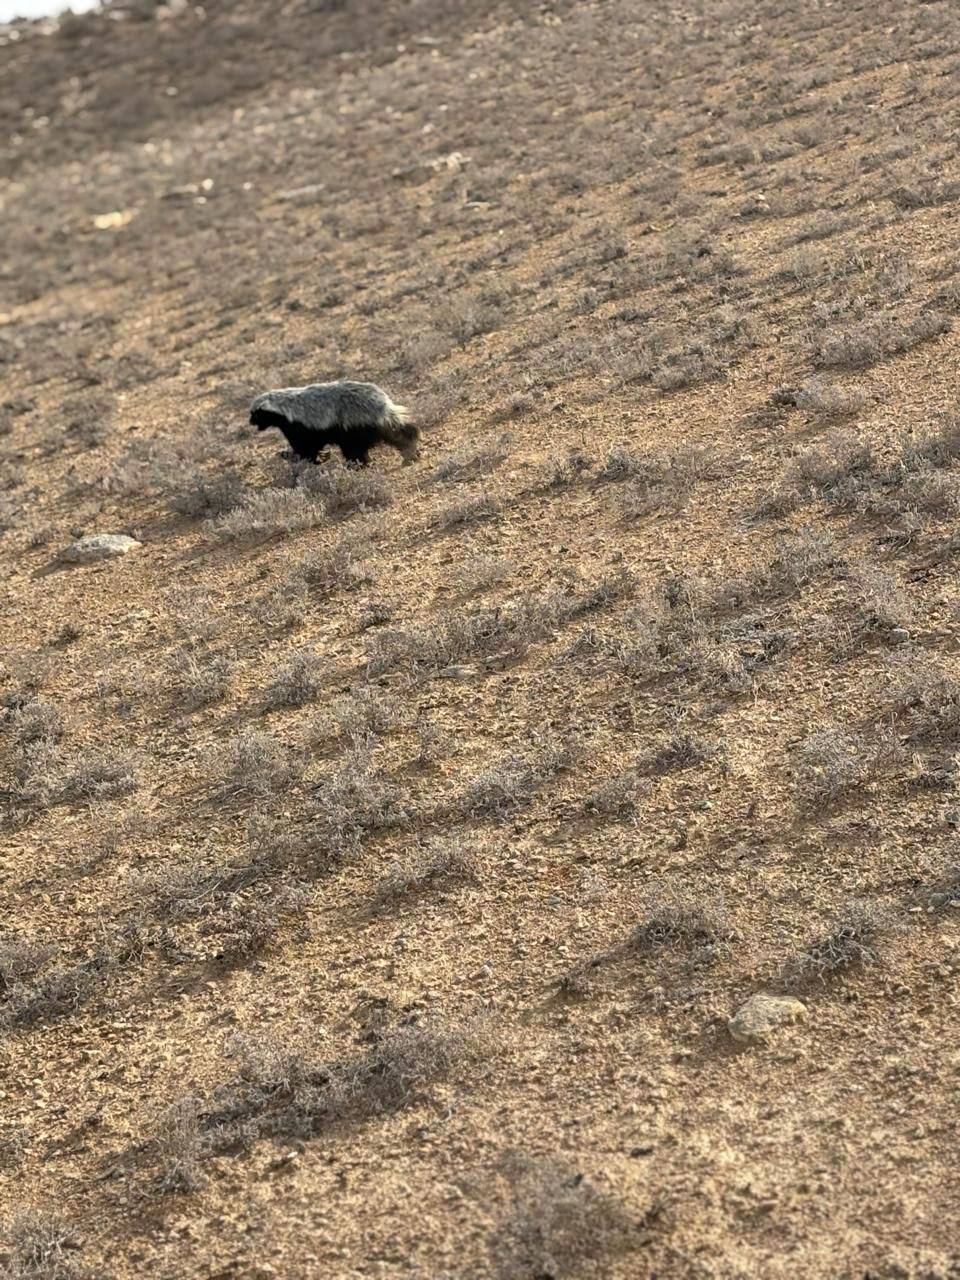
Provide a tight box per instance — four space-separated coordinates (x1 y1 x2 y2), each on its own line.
1 1208 86 1280
154 1018 492 1186
2 0 960 1273
370 835 479 911
783 902 888 985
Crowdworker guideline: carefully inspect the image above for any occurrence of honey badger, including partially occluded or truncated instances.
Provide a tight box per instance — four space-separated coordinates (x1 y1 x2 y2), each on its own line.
250 381 420 467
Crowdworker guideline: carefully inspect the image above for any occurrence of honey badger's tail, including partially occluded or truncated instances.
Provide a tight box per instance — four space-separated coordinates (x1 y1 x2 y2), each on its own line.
379 400 420 463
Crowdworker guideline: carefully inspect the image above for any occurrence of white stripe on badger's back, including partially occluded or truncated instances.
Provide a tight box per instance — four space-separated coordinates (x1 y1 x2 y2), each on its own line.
251 381 405 430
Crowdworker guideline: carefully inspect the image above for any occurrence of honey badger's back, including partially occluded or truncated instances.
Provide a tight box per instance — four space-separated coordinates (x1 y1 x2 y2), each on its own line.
250 380 419 464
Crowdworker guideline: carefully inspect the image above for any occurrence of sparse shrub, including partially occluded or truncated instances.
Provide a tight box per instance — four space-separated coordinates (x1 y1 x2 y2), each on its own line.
142 857 266 923
816 311 950 369
890 180 960 210
928 865 960 911
492 392 535 422
244 810 314 870
434 446 508 485
155 1097 208 1193
582 769 645 817
14 742 138 808
459 555 514 593
371 836 479 910
412 712 447 766
901 415 960 472
365 590 567 676
758 527 842 598
211 488 325 541
297 536 377 594
542 450 593 491
158 1018 491 1173
615 447 713 518
442 294 503 345
6 698 64 748
790 211 850 243
627 887 732 961
794 378 873 418
853 568 913 634
794 726 900 807
210 729 299 800
891 661 960 743
640 731 718 774
780 246 828 284
415 383 462 429
490 1156 642 1280
52 623 82 647
170 470 247 518
0 1126 28 1170
357 601 394 631
2 1208 84 1280
166 650 234 708
328 687 405 740
167 590 226 645
435 492 501 529
140 855 311 962
394 330 450 375
887 468 960 517
756 434 873 515
0 928 139 1032
784 901 886 983
312 736 407 851
598 445 647 483
251 577 309 630
296 463 392 517
456 738 570 818
0 935 55 993
264 650 325 709
651 352 718 391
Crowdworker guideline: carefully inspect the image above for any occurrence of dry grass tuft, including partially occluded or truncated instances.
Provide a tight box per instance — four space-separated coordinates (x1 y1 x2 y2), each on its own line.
211 487 326 541
264 650 326 709
209 729 300 800
371 835 479 910
626 887 733 961
794 726 901 808
154 1019 493 1183
784 901 887 984
2 1208 86 1279
816 311 950 369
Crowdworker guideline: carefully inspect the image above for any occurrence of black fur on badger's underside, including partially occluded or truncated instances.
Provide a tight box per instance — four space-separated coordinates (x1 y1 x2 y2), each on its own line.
251 408 381 465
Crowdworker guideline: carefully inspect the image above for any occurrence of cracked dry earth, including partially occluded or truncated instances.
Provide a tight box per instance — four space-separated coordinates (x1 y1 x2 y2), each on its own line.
2 0 960 1276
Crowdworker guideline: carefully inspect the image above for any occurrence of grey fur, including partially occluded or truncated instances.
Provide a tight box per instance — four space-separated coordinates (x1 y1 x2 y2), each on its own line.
250 381 419 464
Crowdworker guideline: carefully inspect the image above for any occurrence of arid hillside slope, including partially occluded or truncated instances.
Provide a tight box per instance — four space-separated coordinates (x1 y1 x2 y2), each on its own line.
2 1 960 1276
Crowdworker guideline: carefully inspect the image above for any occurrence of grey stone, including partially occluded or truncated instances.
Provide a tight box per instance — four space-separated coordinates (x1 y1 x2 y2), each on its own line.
728 992 807 1043
63 534 141 564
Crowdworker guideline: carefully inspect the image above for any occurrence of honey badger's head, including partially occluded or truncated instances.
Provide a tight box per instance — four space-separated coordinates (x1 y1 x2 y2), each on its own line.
250 394 291 433
250 406 289 432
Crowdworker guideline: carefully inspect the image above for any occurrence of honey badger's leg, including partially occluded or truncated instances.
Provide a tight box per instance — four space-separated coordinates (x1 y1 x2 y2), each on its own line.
339 440 372 466
281 420 324 463
333 424 379 467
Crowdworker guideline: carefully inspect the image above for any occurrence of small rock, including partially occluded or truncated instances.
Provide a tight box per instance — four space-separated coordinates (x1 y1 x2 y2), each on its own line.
728 993 807 1043
92 209 137 231
62 534 141 564
276 183 325 204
